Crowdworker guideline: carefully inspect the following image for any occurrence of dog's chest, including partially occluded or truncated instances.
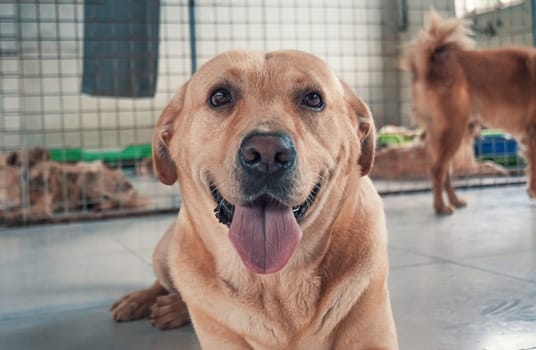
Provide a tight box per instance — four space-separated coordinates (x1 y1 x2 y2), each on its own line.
264 276 321 325
221 269 323 345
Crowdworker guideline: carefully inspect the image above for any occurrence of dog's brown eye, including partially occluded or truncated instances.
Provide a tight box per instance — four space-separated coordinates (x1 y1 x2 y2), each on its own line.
209 88 233 108
301 92 324 110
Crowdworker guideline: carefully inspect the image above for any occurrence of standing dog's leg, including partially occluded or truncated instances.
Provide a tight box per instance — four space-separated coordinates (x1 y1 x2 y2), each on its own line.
444 169 467 208
429 125 466 215
524 126 536 198
430 153 453 215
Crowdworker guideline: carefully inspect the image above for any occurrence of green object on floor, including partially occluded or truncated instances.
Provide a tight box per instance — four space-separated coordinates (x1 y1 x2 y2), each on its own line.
377 133 415 147
49 144 152 166
479 129 505 137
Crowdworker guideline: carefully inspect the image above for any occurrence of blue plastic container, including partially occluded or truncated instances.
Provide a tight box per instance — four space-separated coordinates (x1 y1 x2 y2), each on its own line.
473 130 519 166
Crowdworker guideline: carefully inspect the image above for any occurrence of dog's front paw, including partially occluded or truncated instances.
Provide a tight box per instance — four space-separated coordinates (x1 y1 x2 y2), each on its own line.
435 204 454 215
150 293 190 330
527 186 536 199
110 289 159 322
451 198 467 208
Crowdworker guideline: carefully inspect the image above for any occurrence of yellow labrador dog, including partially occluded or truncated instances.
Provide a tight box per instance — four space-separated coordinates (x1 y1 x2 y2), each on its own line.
111 50 398 349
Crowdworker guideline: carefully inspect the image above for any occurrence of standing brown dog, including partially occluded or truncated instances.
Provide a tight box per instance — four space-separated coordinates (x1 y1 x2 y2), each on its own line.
111 50 398 349
371 122 508 180
401 11 536 214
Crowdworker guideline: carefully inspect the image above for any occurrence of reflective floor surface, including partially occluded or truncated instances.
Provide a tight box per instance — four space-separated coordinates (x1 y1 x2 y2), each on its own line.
1 185 535 349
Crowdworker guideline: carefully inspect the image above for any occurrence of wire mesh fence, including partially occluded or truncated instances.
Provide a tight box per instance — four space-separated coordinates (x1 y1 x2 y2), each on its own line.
0 0 534 225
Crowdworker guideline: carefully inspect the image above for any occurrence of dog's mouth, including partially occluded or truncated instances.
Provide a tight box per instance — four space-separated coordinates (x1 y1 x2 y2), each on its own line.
209 181 321 274
210 182 321 226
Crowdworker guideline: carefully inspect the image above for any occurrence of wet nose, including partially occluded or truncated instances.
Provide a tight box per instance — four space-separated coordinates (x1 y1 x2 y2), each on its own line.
238 132 296 175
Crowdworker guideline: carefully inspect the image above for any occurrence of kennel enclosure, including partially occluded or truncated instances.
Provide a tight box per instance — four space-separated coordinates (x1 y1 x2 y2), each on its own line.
1 0 534 224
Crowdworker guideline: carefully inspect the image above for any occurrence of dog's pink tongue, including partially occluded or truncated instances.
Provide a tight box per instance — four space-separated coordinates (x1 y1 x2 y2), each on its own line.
228 203 302 274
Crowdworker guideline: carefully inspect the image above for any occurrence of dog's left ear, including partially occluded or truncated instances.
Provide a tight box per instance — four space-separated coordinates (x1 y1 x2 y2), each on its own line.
341 81 376 176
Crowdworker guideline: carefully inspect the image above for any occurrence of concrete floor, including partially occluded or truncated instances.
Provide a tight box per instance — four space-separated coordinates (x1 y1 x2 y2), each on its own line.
1 185 535 350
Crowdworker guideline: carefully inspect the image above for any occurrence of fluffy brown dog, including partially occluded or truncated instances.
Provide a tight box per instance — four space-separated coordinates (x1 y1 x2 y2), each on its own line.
110 50 398 349
0 151 146 224
401 11 536 214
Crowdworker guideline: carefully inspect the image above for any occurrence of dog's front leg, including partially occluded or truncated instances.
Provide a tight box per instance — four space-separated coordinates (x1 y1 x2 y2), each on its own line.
524 127 536 198
444 169 467 208
111 220 190 329
430 160 454 215
110 280 167 322
428 122 467 215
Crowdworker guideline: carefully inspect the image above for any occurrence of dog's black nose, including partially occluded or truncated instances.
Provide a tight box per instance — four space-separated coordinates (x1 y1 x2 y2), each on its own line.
239 133 296 175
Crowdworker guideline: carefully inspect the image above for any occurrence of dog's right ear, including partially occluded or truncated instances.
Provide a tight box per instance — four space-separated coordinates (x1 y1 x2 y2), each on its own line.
152 81 189 185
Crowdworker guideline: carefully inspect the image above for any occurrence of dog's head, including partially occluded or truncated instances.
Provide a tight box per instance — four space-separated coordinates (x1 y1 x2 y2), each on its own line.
153 50 375 274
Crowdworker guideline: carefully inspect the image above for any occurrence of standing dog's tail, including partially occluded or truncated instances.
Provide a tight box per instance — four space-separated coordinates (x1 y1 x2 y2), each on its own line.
400 10 474 80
